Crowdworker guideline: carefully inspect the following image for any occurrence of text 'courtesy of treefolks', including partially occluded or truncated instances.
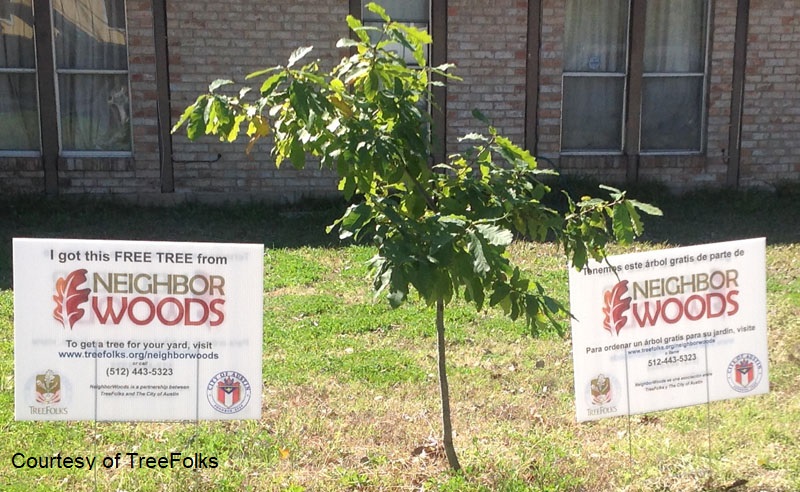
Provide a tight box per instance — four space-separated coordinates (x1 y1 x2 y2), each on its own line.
15 238 264 421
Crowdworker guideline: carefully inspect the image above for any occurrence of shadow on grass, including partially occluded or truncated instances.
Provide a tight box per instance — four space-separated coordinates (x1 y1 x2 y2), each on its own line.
547 177 800 246
0 196 347 289
1 181 798 289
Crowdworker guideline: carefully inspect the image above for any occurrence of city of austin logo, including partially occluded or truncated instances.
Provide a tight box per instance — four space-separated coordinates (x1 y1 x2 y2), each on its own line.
727 354 763 393
207 371 252 414
52 269 91 329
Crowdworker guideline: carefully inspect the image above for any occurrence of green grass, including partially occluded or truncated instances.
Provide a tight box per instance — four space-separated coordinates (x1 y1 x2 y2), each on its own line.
0 184 799 491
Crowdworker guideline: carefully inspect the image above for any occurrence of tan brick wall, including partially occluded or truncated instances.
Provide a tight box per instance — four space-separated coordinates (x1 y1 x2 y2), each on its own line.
2 1 797 199
739 0 800 187
0 158 44 193
166 0 348 201
446 0 529 154
536 0 564 157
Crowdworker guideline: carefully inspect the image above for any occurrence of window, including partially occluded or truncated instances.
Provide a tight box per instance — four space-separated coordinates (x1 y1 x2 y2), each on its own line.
356 0 447 162
0 0 39 151
362 0 430 67
561 0 709 154
0 0 131 155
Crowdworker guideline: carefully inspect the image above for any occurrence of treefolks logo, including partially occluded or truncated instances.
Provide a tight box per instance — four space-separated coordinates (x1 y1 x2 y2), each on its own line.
30 369 69 415
585 373 618 417
36 370 62 405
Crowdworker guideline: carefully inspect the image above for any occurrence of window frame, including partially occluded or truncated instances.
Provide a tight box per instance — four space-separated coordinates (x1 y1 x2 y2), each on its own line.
0 0 42 157
0 66 42 157
0 0 133 158
52 0 133 157
559 0 712 156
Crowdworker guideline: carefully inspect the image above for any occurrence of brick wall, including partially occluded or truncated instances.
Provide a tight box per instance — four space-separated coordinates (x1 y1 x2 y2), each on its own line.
739 0 800 187
0 158 43 192
2 1 797 200
536 0 564 158
166 0 348 202
446 0 529 154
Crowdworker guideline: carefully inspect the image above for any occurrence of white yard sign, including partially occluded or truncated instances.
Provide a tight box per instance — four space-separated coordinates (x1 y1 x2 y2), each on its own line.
569 238 768 422
14 238 264 421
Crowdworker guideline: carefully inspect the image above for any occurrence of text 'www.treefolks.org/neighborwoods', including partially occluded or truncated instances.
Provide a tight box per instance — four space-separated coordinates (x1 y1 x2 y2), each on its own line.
11 452 219 470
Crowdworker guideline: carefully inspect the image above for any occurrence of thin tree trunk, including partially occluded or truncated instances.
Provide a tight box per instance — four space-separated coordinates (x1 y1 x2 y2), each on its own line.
436 299 461 471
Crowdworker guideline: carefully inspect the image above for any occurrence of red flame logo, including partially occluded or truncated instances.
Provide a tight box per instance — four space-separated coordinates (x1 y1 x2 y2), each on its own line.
53 269 91 329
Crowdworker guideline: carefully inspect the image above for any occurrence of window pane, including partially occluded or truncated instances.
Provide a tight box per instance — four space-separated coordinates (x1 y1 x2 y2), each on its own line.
0 73 39 150
363 0 428 23
641 76 703 151
59 74 130 151
0 0 36 68
564 0 628 72
365 22 429 65
644 0 706 73
562 76 624 151
53 0 128 70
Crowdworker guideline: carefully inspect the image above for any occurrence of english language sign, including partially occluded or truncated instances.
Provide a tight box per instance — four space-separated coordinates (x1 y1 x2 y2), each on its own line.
569 238 768 422
14 238 264 421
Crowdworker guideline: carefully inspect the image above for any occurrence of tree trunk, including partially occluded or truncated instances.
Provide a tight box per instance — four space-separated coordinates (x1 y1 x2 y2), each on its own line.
436 299 461 471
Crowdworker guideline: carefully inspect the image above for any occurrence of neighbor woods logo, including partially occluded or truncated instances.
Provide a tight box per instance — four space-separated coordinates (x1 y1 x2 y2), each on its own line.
602 269 740 333
52 269 227 328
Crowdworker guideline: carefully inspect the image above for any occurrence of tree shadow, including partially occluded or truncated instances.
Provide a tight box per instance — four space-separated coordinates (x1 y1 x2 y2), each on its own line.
0 196 348 290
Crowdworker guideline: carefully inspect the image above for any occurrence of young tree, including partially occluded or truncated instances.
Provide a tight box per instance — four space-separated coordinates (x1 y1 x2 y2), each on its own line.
173 3 660 472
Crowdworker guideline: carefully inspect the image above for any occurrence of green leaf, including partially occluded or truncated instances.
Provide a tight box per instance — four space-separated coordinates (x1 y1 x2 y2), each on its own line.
467 232 490 274
289 139 305 169
474 223 513 247
489 282 511 307
494 135 537 169
625 201 643 237
336 38 361 49
171 95 205 134
288 46 313 68
289 83 311 122
466 276 485 311
629 199 663 216
472 108 489 124
599 184 623 200
346 15 370 43
208 79 234 92
246 66 281 80
571 240 587 270
458 132 489 143
612 203 634 244
366 2 389 21
260 72 285 95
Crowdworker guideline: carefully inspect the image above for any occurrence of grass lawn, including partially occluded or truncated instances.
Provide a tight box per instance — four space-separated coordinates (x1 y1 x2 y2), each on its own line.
0 183 798 491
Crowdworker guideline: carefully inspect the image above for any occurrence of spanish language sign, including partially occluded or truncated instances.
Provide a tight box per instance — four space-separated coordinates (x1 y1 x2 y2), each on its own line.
14 238 264 421
569 238 768 422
